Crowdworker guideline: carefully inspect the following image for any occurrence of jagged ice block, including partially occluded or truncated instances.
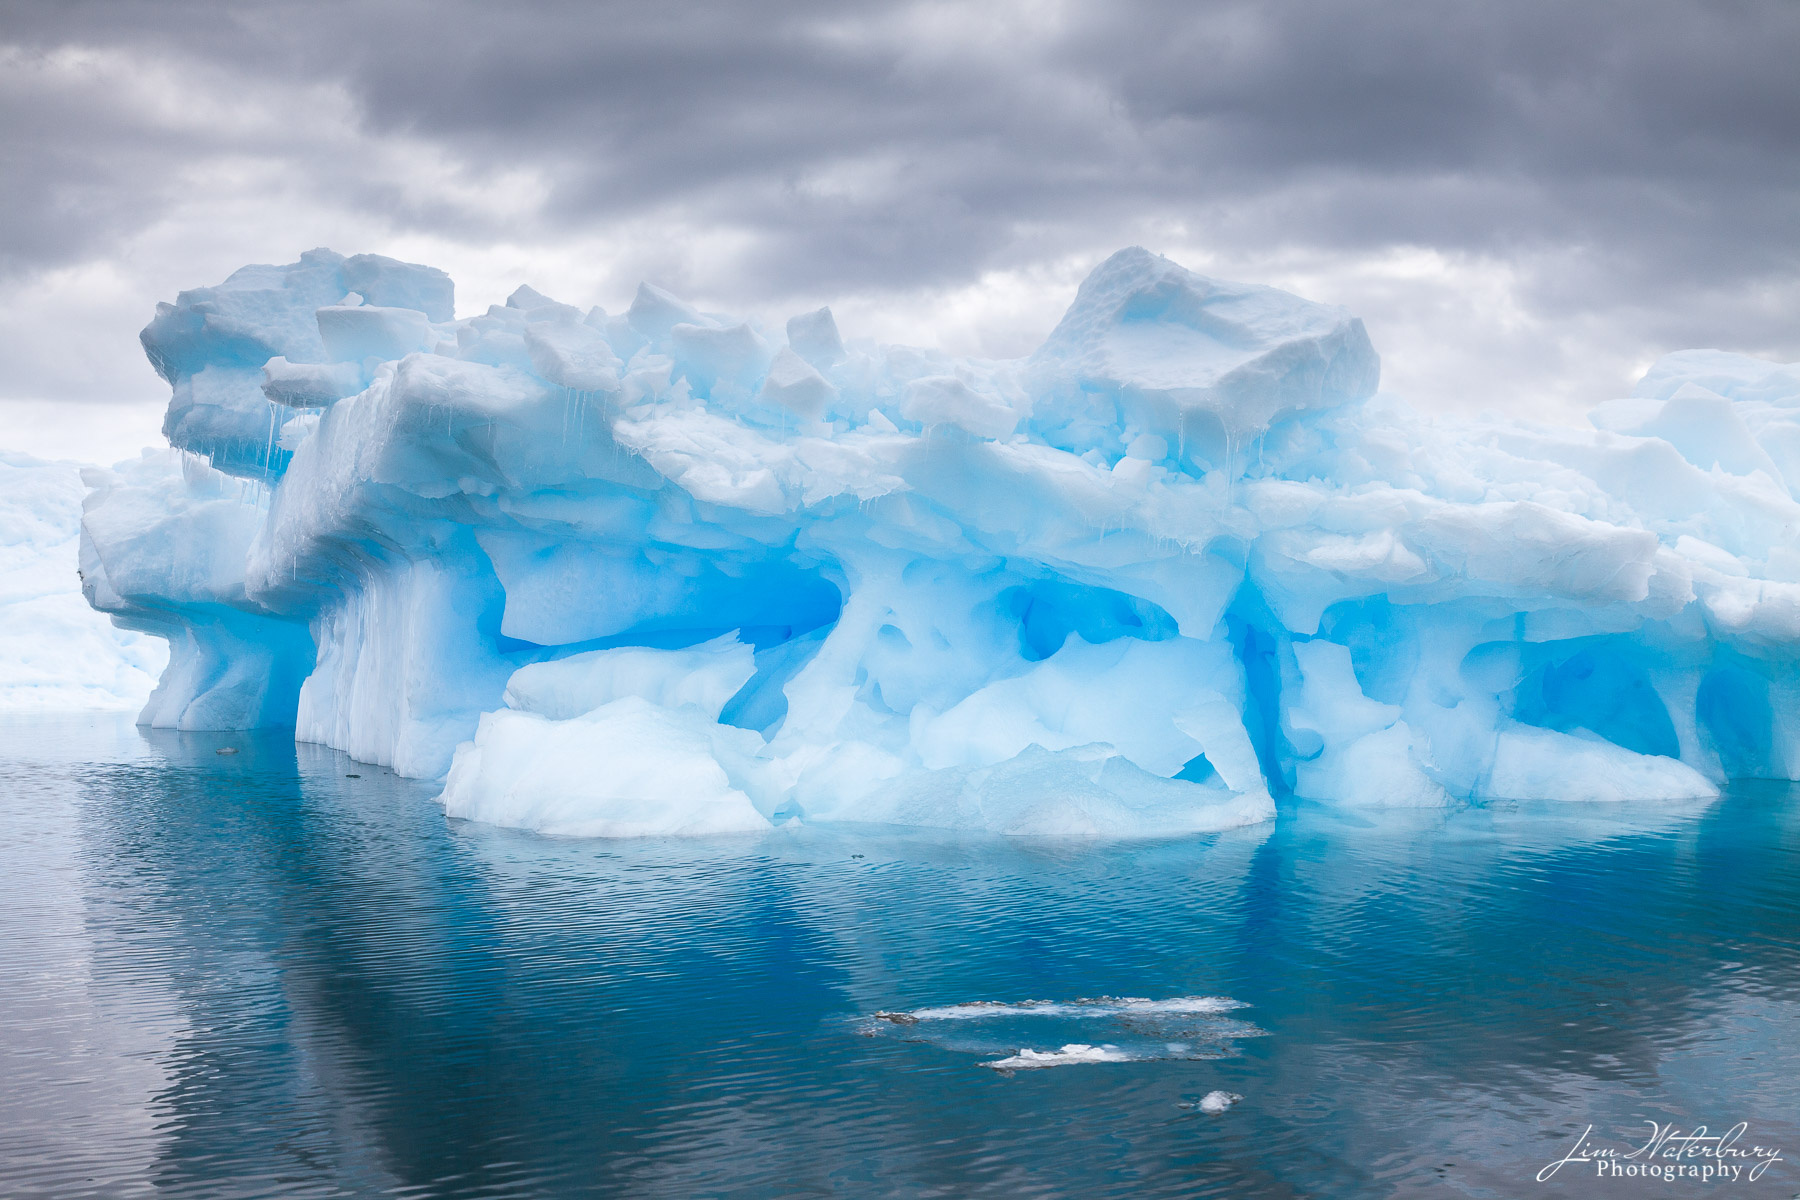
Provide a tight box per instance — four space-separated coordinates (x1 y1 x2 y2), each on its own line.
79 246 1800 834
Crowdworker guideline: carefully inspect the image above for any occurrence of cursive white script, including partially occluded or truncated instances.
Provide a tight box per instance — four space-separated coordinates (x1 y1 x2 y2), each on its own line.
1539 1121 1784 1184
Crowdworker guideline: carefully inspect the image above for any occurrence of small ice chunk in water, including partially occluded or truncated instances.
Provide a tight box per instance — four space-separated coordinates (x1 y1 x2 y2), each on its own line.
1198 1090 1242 1114
983 1043 1133 1069
864 994 1265 1069
904 995 1245 1021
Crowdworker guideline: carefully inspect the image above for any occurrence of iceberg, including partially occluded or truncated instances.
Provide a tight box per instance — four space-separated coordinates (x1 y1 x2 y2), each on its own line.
1 451 166 712
78 246 1800 835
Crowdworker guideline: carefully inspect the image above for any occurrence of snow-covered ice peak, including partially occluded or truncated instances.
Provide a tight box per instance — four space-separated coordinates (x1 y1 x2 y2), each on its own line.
1028 246 1380 454
78 245 1800 836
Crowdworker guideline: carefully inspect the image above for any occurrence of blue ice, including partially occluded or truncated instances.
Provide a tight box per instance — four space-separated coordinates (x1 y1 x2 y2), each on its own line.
79 246 1800 834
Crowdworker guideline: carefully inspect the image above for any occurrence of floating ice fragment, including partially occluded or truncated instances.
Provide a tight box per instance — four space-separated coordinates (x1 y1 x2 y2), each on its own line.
901 996 1247 1021
863 994 1265 1070
983 1043 1134 1070
1195 1090 1242 1114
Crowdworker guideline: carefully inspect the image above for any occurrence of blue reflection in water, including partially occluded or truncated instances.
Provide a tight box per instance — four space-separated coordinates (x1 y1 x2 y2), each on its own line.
1 713 1797 1198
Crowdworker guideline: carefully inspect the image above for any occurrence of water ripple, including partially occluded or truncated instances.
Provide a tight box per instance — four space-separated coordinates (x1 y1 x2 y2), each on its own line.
1 714 1798 1198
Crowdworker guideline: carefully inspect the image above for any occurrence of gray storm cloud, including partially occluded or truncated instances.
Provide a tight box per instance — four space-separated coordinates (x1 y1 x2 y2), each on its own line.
1 0 1797 459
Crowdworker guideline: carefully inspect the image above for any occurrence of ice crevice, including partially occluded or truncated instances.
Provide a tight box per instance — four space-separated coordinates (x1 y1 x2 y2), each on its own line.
77 245 1800 835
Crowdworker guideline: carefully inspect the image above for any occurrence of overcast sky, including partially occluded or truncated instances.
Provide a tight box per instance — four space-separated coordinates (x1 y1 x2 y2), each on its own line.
3 0 1797 463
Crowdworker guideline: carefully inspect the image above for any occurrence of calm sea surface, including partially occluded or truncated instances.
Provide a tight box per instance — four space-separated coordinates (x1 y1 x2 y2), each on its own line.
2 713 1797 1198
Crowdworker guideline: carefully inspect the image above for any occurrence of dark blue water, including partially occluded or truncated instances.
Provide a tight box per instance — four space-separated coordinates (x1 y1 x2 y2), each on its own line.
3 713 1797 1198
